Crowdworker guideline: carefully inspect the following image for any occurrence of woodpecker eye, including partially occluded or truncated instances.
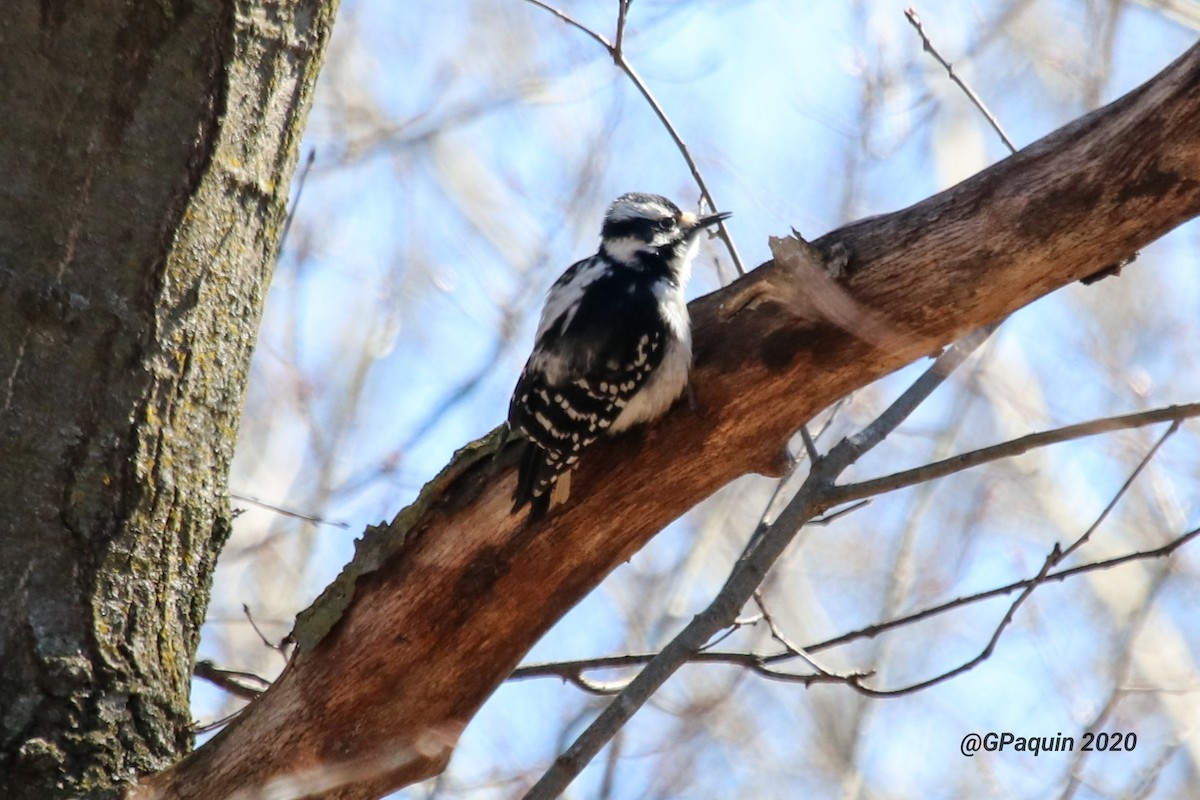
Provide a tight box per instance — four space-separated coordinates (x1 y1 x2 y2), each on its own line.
653 217 676 232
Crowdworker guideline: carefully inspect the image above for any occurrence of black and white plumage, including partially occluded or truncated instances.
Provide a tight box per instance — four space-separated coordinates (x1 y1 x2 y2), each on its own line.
508 192 731 520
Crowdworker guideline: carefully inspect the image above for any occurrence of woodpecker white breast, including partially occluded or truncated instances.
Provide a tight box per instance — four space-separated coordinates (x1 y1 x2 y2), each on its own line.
508 192 730 520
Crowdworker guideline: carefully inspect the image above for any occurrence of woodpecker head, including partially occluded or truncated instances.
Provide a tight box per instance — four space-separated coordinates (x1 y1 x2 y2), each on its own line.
599 192 731 272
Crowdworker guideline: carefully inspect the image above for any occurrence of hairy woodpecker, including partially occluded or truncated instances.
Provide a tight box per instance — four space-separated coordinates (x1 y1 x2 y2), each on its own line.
508 192 730 520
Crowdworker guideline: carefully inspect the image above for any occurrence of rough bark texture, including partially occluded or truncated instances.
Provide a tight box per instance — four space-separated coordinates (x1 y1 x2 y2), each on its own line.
136 42 1200 800
0 1 337 797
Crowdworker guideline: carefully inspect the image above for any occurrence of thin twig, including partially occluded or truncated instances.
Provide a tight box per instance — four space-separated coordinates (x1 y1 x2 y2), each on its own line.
509 526 1200 695
799 425 820 463
192 708 247 736
510 649 868 695
242 604 291 661
803 526 1200 655
750 592 858 679
278 148 316 255
825 403 1200 506
229 492 350 529
613 0 631 60
752 592 802 655
698 613 759 652
846 421 1176 698
815 325 995 478
807 499 870 526
904 7 1017 154
616 58 744 274
194 659 270 700
1060 419 1180 560
741 447 798 554
521 0 610 49
847 541 1063 698
522 0 745 275
748 400 854 549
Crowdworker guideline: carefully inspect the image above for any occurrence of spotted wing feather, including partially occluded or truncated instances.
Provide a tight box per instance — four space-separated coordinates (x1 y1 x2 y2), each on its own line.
509 275 666 520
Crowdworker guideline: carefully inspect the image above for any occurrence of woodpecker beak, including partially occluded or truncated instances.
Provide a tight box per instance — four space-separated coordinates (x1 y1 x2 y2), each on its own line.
686 209 729 231
694 210 732 229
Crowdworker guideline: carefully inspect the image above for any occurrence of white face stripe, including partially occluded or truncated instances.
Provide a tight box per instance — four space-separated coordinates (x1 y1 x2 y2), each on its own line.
601 225 699 268
600 235 642 266
599 195 708 268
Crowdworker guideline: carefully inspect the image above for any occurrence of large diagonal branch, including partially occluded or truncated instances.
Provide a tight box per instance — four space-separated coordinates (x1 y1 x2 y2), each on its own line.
138 42 1200 800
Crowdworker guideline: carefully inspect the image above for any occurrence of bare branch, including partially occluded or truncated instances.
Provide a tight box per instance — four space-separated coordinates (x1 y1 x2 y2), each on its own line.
905 7 1018 153
510 649 868 695
522 0 745 275
228 492 350 529
826 404 1200 506
805 526 1200 655
851 541 1064 698
1060 419 1181 559
277 147 316 256
194 660 270 701
798 425 820 463
750 592 857 680
613 58 745 275
807 499 870 526
520 0 612 51
510 528 1200 698
242 604 291 662
613 0 631 60
820 325 997 475
847 422 1176 698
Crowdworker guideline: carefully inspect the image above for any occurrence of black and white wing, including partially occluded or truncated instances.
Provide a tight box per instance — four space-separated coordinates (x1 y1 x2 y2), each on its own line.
508 260 666 519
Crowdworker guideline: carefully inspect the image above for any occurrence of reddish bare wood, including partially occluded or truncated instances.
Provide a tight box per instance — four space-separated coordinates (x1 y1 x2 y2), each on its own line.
137 42 1200 800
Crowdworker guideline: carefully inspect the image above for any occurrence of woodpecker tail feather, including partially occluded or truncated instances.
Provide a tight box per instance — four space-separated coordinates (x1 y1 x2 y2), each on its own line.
512 440 559 521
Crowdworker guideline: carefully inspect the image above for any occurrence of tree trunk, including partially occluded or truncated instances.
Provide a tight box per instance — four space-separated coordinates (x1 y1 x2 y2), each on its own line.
0 1 336 796
135 41 1200 800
